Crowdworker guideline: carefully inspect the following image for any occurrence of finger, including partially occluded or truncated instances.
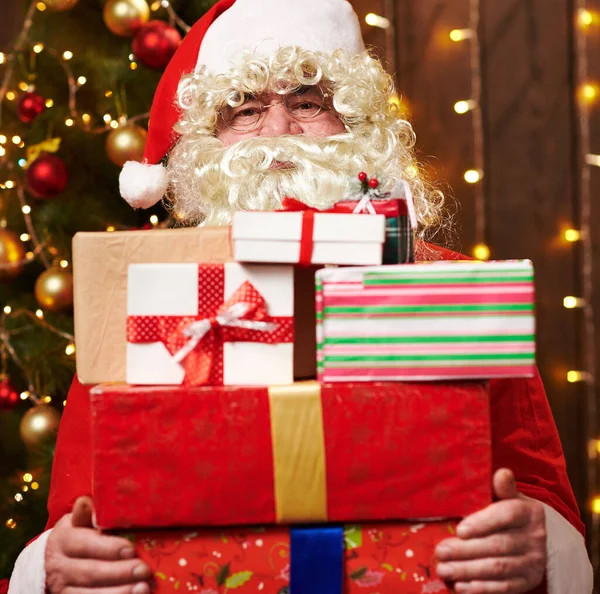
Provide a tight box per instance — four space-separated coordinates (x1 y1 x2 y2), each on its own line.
63 585 151 594
493 468 518 501
453 578 531 593
436 533 527 561
436 557 525 582
63 584 151 594
63 528 138 561
457 500 529 538
63 558 152 588
71 497 94 528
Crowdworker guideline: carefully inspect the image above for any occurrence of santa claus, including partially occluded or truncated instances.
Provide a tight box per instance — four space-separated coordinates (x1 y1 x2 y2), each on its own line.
9 1 593 593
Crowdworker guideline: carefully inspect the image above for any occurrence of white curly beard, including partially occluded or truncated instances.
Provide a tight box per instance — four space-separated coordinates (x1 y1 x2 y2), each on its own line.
166 129 404 226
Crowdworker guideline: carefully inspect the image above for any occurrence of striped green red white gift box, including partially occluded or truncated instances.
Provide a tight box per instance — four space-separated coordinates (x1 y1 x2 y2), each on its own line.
315 260 536 382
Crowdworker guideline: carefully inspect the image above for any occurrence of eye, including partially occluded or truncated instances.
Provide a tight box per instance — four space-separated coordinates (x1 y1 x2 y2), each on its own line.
223 100 262 127
233 107 261 119
297 101 320 111
287 96 323 118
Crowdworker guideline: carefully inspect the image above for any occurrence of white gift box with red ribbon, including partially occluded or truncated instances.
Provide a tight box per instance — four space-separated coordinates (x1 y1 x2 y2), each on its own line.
231 204 386 266
126 262 295 386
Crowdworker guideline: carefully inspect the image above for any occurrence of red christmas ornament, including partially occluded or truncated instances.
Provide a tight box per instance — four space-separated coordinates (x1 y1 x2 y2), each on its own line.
357 171 368 182
132 20 181 70
0 376 19 410
17 92 46 124
26 153 68 199
368 178 379 189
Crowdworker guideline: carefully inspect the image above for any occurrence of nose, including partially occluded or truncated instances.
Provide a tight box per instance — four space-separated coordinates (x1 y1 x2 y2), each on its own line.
258 103 302 137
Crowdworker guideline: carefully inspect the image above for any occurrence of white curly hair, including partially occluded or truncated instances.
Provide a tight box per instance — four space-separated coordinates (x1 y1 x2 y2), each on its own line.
167 46 444 236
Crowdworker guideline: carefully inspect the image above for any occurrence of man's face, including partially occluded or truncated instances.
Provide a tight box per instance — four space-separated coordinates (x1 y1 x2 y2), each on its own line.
168 81 380 225
168 54 414 227
216 85 347 146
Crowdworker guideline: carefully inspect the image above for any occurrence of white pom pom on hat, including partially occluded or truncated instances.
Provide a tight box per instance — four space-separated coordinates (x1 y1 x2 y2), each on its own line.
119 161 169 209
120 0 365 209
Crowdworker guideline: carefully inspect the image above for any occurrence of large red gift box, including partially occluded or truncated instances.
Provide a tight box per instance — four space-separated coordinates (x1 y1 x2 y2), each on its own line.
122 521 457 594
91 382 491 530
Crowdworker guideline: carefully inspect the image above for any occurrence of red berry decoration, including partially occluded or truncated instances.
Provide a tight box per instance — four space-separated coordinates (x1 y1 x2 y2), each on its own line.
132 20 181 70
368 178 379 189
17 91 46 124
357 171 368 182
0 376 18 411
26 153 68 199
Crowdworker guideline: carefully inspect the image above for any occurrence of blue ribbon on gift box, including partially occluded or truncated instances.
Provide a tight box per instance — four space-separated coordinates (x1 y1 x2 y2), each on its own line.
290 526 344 594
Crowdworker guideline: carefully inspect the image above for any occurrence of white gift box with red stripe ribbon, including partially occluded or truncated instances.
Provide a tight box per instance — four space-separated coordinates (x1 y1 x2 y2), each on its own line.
126 262 296 386
231 209 386 266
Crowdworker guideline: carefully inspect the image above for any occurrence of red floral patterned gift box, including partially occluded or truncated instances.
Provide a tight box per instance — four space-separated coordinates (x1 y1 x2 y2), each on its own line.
121 521 457 594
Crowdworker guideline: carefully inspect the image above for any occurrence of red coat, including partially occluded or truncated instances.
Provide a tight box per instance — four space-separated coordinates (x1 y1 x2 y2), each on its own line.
45 244 583 594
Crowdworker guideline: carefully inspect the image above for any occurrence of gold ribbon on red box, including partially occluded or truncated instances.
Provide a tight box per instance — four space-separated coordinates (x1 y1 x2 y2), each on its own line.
91 381 491 530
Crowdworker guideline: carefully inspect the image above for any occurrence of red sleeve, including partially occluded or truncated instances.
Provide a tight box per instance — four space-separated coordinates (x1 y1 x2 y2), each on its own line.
45 375 93 529
490 372 584 536
418 241 584 536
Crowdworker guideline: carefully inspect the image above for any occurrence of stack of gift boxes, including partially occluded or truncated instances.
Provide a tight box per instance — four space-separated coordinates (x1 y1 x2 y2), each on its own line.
72 189 536 594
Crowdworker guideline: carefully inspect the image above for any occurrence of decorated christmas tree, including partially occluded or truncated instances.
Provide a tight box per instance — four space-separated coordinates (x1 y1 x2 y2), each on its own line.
0 0 215 579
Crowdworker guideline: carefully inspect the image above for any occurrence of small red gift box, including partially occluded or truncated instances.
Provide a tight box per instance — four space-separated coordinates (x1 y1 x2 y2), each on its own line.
91 381 491 530
121 521 457 594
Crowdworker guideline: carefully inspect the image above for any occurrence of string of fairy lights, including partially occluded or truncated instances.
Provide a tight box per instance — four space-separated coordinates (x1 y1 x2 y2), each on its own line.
366 1 489 258
453 0 600 569
574 3 600 571
1 0 192 535
1 0 597 542
450 0 600 568
0 0 192 408
450 0 488 262
365 0 600 566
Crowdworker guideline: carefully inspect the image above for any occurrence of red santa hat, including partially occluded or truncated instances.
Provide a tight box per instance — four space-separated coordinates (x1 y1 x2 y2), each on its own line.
119 0 365 210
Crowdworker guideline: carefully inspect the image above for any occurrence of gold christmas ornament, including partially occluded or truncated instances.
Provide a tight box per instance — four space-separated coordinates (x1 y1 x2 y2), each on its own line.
103 0 150 37
35 267 74 312
19 404 61 448
106 125 147 167
44 0 79 11
0 229 26 282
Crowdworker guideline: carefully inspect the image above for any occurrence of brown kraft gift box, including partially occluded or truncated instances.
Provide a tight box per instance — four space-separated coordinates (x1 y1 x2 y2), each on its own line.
72 227 317 384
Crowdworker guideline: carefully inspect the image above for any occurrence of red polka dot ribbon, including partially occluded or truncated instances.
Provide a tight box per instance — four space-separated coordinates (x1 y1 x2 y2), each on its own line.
127 264 294 385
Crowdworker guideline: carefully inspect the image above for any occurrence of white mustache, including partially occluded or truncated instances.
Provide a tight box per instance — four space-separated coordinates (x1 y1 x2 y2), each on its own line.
218 133 356 178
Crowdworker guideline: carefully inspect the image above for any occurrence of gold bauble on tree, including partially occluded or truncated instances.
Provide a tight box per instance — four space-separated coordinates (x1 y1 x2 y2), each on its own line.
44 0 79 11
0 229 26 283
106 125 147 167
20 404 61 448
103 0 150 37
35 267 74 312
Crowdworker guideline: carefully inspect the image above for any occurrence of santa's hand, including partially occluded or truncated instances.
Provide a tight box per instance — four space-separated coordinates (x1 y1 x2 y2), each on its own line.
435 469 546 594
45 496 152 594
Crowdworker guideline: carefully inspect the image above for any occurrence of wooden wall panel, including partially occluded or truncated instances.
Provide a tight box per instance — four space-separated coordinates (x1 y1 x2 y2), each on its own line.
583 0 600 524
390 0 586 507
480 0 585 505
395 0 474 251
